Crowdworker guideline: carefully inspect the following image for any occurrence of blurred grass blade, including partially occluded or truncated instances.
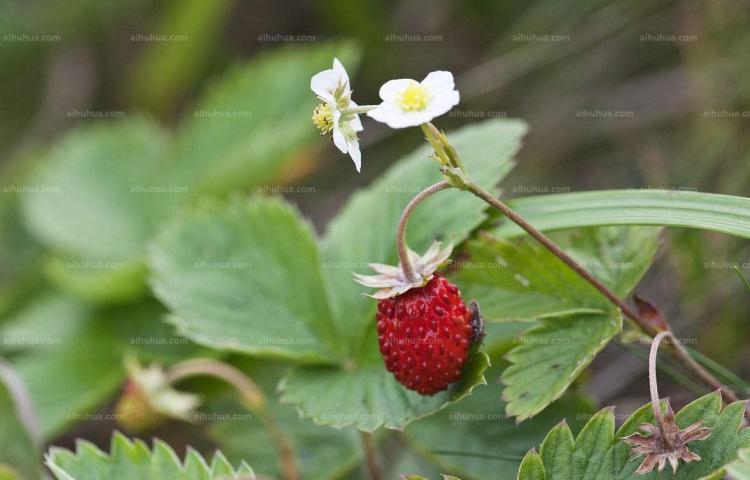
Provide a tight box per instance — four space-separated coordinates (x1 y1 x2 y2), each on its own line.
493 190 750 239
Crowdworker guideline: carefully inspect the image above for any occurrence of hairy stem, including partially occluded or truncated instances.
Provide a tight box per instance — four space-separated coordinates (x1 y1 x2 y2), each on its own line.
463 180 742 408
396 180 451 281
167 359 299 480
466 181 648 330
360 431 383 480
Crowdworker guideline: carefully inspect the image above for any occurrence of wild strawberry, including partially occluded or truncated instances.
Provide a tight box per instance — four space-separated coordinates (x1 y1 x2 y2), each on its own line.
354 242 484 395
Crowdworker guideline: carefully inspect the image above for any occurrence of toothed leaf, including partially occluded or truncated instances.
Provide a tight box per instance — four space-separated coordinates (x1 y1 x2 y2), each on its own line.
456 226 660 321
516 391 750 479
150 196 339 363
502 311 623 421
46 432 255 479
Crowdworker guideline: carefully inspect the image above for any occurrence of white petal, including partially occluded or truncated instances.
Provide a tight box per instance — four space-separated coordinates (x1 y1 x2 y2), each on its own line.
378 78 416 101
368 101 434 128
310 68 338 103
422 70 455 92
347 137 362 172
422 90 459 118
332 57 350 88
332 127 348 154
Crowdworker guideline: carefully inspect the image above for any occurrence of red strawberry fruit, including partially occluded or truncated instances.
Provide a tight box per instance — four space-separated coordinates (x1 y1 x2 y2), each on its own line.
354 242 484 395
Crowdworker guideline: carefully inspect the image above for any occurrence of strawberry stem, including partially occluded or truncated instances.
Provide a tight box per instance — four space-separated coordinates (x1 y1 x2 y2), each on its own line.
396 180 451 282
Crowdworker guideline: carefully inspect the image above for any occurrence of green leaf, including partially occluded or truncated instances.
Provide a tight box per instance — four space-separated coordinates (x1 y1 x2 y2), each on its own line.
148 193 492 431
455 227 660 321
404 360 594 479
20 118 182 303
517 391 750 479
46 431 254 480
171 42 360 194
21 117 177 264
149 196 339 363
321 118 527 353
0 292 89 354
0 366 40 479
42 256 149 304
493 190 750 239
726 448 750 479
502 311 623 421
279 351 490 432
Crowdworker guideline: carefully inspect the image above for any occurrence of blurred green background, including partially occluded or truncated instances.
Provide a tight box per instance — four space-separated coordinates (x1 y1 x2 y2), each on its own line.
1 0 749 478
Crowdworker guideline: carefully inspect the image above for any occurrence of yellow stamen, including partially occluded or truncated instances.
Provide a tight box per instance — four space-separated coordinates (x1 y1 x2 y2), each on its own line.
312 102 334 134
397 82 431 112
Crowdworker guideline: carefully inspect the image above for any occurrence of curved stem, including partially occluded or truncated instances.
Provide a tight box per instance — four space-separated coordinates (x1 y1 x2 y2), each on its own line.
166 359 299 480
649 331 674 448
463 180 743 409
396 180 451 281
167 358 264 408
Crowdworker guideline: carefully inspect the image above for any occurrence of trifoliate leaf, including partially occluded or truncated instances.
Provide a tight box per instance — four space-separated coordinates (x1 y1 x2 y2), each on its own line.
151 119 526 431
502 311 622 421
516 391 750 479
455 226 660 321
46 431 254 480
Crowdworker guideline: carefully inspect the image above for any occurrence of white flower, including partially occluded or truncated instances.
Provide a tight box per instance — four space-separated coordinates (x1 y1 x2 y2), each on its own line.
367 71 459 129
311 58 363 171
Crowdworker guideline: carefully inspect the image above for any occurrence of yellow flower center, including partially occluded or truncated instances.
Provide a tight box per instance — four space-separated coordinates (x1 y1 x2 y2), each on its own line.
312 102 334 134
397 83 431 112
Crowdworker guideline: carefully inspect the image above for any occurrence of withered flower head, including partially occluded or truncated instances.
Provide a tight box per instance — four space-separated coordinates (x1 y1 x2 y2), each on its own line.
623 399 712 474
